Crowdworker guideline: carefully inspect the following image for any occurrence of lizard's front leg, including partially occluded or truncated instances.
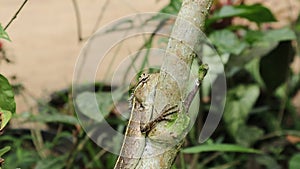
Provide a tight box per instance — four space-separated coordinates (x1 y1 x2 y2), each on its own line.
141 105 179 134
141 63 208 135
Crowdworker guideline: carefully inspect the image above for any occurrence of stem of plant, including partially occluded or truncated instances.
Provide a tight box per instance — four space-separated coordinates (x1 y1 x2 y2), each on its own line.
4 0 29 30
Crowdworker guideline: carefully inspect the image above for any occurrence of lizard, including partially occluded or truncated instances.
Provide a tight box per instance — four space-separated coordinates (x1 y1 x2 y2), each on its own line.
114 63 209 169
114 73 160 169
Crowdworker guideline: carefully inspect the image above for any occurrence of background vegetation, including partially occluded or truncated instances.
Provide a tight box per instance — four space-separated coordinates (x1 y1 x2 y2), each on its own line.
1 0 300 168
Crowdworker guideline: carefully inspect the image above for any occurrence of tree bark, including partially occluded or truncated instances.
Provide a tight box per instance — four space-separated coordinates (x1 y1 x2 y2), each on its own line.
114 0 213 168
156 0 213 119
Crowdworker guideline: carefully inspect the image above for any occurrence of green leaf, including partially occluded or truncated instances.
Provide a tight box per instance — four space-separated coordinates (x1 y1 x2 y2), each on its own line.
224 85 260 125
29 113 78 125
260 41 295 92
0 108 12 130
211 4 276 24
34 156 66 169
1 146 38 168
229 33 277 68
295 14 300 53
289 153 300 169
209 29 247 55
182 144 262 154
223 85 260 145
255 155 281 169
76 92 109 122
244 28 296 46
244 30 265 44
228 28 295 68
236 125 264 147
0 74 16 114
75 85 126 122
263 27 296 42
0 146 10 157
245 58 265 88
160 0 182 14
76 91 119 122
0 24 11 41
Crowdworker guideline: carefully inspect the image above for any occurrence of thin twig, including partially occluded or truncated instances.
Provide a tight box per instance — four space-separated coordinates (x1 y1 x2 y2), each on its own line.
91 0 110 34
190 153 199 169
71 0 83 41
4 0 29 30
86 149 107 168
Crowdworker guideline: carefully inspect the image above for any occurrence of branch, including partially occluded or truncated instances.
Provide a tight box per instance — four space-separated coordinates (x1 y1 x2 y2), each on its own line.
159 0 213 105
137 0 213 168
71 0 110 41
91 0 110 34
114 0 213 168
4 0 29 30
71 0 83 41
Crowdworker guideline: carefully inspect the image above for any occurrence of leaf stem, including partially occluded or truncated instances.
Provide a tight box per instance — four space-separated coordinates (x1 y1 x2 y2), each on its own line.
4 0 29 31
71 0 83 41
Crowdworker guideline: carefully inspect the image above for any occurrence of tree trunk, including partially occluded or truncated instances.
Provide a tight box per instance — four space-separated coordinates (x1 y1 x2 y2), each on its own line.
114 0 213 168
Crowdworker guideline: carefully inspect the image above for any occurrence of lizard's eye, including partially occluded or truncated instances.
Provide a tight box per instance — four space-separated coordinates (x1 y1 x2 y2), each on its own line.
140 73 148 80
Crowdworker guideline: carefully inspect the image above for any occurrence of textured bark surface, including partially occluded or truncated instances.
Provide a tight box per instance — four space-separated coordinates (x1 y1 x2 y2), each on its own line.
157 0 213 115
114 0 213 168
142 0 213 168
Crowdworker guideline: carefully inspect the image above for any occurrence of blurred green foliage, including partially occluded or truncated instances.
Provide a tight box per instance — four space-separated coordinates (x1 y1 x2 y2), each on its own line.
1 1 300 169
0 24 10 41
